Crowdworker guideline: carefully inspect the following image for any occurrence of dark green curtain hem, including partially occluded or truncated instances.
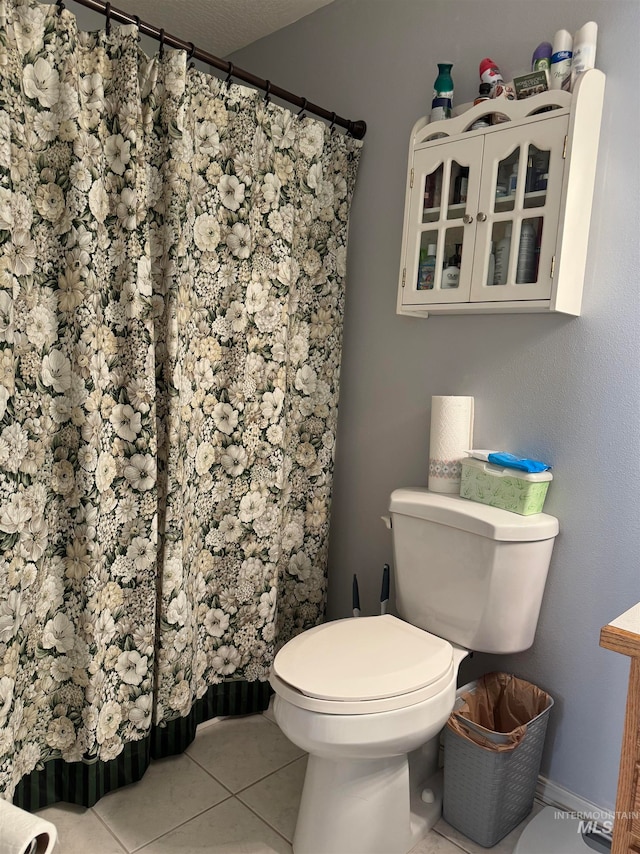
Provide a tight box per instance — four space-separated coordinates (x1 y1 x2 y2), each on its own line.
13 680 272 811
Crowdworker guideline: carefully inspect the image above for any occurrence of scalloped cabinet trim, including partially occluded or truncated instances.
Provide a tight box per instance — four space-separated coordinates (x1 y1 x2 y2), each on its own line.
397 69 605 317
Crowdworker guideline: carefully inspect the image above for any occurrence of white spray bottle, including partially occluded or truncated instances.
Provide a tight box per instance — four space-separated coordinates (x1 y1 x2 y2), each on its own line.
571 22 598 90
550 29 573 91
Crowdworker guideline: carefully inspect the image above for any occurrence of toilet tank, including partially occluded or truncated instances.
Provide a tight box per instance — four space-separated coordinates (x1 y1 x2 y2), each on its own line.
389 488 559 654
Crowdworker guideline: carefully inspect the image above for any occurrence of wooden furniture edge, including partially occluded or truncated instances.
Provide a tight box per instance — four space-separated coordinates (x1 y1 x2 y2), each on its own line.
609 658 640 854
600 624 640 658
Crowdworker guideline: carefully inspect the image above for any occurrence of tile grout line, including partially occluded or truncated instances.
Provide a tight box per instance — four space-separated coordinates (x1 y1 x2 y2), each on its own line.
233 795 295 847
181 749 237 794
185 746 305 795
92 732 476 854
233 753 310 848
122 715 298 852
89 754 236 854
85 757 472 854
89 805 130 853
182 751 229 785
196 715 501 853
127 795 235 854
430 826 478 854
234 752 307 795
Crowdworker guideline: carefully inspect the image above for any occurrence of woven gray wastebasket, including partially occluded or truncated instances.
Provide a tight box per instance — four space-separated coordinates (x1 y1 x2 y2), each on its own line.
443 679 553 848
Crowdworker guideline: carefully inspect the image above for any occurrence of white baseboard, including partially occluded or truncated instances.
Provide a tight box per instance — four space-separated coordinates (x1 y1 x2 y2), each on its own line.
536 775 614 825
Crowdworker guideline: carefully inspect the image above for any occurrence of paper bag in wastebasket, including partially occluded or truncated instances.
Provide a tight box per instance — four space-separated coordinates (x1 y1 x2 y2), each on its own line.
446 672 551 753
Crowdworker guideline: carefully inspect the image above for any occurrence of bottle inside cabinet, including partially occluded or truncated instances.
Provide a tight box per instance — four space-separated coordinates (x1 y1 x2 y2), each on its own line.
493 144 551 213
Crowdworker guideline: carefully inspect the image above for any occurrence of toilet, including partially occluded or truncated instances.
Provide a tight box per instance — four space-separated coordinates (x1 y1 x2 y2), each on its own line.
270 487 559 854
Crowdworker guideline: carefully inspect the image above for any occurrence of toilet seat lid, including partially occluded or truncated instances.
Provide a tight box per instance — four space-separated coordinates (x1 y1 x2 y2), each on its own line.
273 614 452 702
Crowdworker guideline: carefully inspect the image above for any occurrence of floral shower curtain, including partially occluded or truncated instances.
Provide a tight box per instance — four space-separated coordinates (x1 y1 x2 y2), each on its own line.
0 0 361 807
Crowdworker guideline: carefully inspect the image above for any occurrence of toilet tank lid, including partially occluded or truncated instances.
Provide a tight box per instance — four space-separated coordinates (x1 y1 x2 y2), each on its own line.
389 488 559 541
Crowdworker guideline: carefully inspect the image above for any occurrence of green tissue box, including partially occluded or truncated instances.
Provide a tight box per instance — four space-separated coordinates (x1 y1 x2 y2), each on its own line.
460 458 552 515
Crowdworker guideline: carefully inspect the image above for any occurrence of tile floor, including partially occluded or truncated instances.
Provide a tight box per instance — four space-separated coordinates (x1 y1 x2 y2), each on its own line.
36 709 540 854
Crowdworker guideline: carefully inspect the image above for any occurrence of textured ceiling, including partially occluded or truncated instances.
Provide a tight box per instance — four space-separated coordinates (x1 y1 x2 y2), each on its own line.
112 0 335 57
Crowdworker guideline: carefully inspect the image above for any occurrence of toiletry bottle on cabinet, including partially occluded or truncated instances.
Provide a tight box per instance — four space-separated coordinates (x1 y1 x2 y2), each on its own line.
417 245 437 289
430 63 454 123
516 222 537 283
442 247 461 289
494 224 512 286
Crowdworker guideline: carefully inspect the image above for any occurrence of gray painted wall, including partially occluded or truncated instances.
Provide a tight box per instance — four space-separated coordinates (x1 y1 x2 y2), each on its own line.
57 0 640 812
231 0 640 810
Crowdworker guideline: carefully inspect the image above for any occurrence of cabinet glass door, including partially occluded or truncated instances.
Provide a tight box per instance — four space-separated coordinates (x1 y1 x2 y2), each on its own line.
403 136 482 305
469 115 568 303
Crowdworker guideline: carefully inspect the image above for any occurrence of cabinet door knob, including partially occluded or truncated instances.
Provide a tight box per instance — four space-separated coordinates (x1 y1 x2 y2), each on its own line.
477 212 487 222
463 214 474 224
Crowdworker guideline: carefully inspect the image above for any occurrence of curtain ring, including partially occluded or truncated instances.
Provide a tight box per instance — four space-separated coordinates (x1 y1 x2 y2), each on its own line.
104 1 111 35
297 98 308 118
186 42 196 69
158 28 165 57
329 111 337 133
225 62 234 89
133 15 141 40
264 80 271 105
346 120 353 137
56 0 65 15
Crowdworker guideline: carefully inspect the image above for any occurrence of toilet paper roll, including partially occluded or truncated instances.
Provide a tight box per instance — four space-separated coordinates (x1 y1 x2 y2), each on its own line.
428 396 474 493
0 799 57 854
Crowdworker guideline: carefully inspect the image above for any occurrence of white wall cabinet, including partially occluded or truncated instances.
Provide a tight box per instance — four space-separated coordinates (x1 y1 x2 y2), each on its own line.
397 69 605 317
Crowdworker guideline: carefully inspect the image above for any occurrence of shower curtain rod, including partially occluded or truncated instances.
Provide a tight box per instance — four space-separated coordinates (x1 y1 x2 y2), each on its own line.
55 0 367 139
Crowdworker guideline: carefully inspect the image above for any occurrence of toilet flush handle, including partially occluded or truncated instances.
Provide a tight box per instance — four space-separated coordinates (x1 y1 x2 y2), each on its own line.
381 515 392 529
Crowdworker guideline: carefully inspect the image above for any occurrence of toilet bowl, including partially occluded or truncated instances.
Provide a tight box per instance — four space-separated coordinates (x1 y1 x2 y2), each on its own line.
271 489 559 854
271 614 468 854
